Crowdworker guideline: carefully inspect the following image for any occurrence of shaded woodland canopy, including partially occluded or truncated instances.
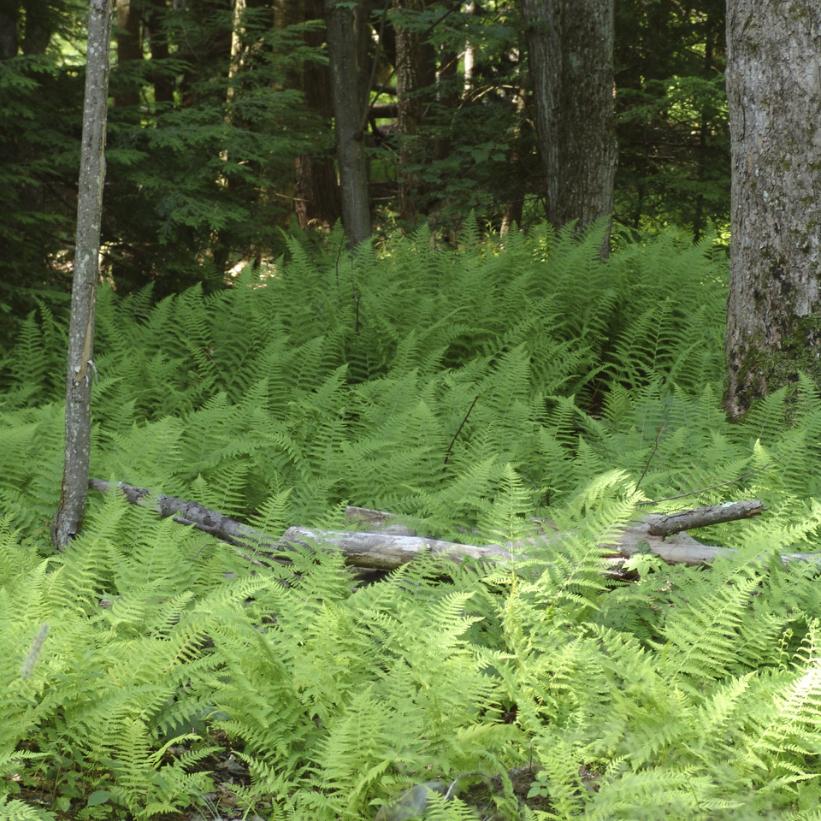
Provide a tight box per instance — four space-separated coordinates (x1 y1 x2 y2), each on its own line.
0 0 729 318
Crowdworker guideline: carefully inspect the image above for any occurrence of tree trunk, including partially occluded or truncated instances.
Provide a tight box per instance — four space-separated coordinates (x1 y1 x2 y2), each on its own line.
521 0 617 249
114 0 142 108
325 0 372 245
0 3 17 58
145 0 173 104
52 0 113 550
22 0 54 54
724 0 821 420
393 0 436 222
290 0 340 228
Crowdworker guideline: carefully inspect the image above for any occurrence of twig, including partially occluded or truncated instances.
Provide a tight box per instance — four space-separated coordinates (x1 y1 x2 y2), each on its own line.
635 424 665 490
443 395 479 464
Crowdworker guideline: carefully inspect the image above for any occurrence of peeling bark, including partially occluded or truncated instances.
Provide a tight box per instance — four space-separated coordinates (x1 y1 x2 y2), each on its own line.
724 0 821 419
52 0 113 550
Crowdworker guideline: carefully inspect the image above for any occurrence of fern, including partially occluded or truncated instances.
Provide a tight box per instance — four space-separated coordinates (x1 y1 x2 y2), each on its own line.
0 226 818 817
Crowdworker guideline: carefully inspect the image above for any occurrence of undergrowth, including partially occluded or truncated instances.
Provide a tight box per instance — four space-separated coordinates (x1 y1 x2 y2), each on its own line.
0 224 819 819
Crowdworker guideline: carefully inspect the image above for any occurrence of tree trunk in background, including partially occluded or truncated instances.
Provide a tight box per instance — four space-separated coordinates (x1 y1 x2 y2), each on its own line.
724 0 821 420
325 0 371 245
463 1 476 96
521 0 617 249
0 3 17 57
294 0 340 228
22 0 54 54
53 0 113 550
145 0 173 104
115 0 142 108
393 0 436 222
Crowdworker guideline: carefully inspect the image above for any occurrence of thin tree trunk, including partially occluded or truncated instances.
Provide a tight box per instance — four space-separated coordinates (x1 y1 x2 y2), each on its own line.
325 0 372 245
292 0 341 228
0 3 17 58
53 0 113 550
692 25 714 242
393 0 436 222
462 1 476 97
500 39 527 236
22 0 54 54
521 0 617 251
724 0 821 420
114 0 142 108
145 0 173 104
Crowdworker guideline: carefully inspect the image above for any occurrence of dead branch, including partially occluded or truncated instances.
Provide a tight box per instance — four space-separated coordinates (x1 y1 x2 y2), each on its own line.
645 499 764 536
89 479 819 571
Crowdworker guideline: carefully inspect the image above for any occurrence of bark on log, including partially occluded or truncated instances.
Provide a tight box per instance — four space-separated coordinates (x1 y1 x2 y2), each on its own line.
90 479 820 570
645 499 764 536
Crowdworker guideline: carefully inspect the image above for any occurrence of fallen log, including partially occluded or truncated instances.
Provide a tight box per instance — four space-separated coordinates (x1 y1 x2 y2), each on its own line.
89 479 820 570
645 499 764 536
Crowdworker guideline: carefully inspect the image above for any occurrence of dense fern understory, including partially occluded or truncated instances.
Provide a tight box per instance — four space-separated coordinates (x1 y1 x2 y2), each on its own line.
0 225 819 820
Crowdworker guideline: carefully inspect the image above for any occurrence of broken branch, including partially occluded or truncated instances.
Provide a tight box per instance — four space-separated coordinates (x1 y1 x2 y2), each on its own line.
89 479 819 571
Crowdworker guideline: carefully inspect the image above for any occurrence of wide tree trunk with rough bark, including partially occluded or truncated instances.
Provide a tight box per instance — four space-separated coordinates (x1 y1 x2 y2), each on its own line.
325 0 372 245
724 0 821 420
52 0 113 550
520 0 617 244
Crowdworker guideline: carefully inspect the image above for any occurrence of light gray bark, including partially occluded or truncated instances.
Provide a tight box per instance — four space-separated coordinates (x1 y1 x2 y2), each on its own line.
52 0 113 550
325 0 372 245
521 0 617 249
646 499 764 536
90 480 819 570
724 0 821 419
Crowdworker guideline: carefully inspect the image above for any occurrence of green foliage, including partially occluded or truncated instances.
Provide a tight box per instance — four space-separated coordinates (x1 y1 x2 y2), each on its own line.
0 227 819 818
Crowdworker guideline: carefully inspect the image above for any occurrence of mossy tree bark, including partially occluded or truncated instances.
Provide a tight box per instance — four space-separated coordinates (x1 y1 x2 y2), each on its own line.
52 0 113 550
325 0 372 245
724 0 820 420
520 0 617 250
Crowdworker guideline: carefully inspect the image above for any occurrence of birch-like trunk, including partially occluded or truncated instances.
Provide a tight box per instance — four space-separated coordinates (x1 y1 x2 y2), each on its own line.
521 0 617 247
325 0 372 245
52 0 113 550
724 0 821 419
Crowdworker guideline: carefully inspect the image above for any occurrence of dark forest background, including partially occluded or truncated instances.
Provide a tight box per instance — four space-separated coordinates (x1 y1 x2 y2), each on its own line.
1 0 727 315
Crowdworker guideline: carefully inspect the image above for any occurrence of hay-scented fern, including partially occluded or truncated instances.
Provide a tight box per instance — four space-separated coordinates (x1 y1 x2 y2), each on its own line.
0 225 818 817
